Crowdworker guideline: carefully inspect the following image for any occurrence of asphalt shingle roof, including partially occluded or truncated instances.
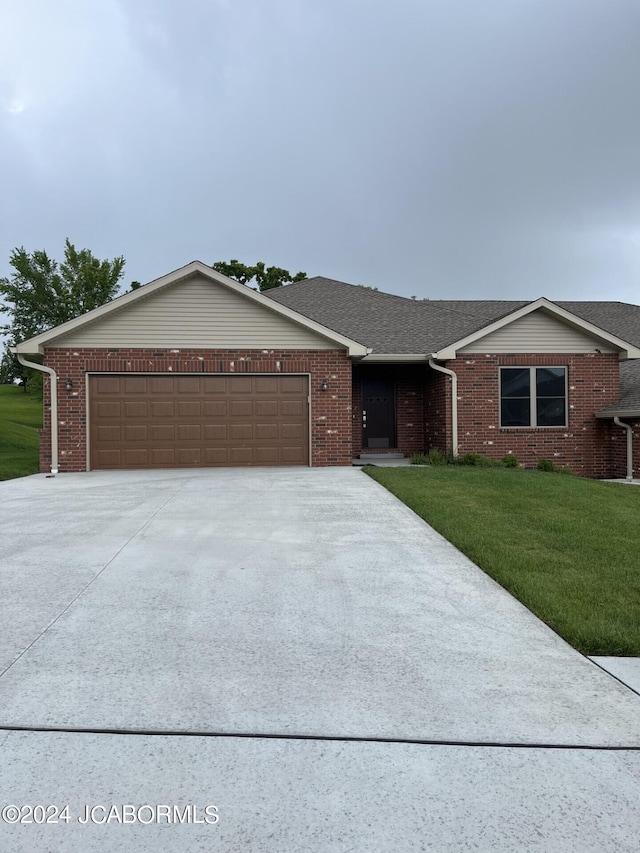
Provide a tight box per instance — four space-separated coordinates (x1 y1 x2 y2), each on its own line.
265 276 640 413
598 360 640 415
265 276 640 352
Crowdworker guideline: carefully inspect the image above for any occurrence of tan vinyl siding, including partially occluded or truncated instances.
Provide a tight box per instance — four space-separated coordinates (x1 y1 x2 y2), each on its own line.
50 273 339 350
459 310 617 354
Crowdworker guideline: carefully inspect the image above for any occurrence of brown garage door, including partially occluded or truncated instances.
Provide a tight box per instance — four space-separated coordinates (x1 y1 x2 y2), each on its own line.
89 374 309 469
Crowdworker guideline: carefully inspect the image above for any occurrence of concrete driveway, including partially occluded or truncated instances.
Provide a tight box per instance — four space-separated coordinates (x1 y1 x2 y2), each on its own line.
1 467 640 851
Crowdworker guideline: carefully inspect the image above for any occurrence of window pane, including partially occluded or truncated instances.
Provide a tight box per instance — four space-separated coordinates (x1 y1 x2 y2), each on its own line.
536 367 565 397
537 398 566 426
501 398 531 426
501 368 530 398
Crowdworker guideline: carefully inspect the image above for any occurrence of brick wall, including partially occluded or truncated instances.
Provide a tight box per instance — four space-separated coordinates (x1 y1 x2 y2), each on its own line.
450 353 621 477
424 368 451 454
41 348 352 472
605 417 640 479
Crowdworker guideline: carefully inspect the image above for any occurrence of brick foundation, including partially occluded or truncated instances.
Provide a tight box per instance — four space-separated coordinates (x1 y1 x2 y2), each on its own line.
41 348 353 472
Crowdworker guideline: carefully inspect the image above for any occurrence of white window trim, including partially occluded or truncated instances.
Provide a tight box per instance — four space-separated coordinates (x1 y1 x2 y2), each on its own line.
499 366 568 429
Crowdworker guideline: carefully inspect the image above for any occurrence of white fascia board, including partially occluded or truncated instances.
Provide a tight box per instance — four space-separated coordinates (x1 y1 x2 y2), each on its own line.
432 297 640 360
360 354 431 362
13 260 369 357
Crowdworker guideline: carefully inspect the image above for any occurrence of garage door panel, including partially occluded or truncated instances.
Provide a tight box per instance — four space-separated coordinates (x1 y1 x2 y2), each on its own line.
281 401 304 416
282 446 306 463
177 377 200 394
230 401 252 417
150 424 175 441
229 447 253 464
96 425 121 442
124 401 148 418
201 377 227 393
254 447 279 464
176 448 202 465
204 424 227 441
256 424 279 440
281 424 303 440
177 425 201 441
124 425 148 442
177 401 201 417
124 377 147 394
229 377 252 393
96 401 121 419
150 377 175 394
280 376 306 393
151 449 175 466
94 377 121 395
90 374 308 470
204 448 229 464
229 424 253 441
203 401 227 417
151 401 175 418
124 449 149 466
255 401 278 417
95 450 122 467
254 377 278 393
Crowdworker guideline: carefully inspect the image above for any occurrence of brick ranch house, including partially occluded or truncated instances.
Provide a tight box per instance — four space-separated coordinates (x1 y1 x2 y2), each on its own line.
12 260 640 479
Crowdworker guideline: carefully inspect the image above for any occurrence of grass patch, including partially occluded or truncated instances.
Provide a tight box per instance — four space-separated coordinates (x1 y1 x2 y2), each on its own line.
0 385 42 480
364 465 640 656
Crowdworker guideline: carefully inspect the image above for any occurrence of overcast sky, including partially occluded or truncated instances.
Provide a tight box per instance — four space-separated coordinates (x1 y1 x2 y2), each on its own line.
1 0 640 302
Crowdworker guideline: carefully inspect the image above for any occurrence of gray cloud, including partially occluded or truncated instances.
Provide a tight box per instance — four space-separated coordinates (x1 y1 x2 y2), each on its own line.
1 0 640 302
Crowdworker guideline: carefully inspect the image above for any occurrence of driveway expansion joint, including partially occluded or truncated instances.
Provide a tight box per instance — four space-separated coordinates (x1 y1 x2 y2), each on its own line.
2 725 639 751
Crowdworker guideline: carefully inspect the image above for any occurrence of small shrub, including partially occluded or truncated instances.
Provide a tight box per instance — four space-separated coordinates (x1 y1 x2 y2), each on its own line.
558 466 575 476
537 458 556 472
460 453 479 466
502 454 519 468
461 452 499 467
410 453 429 465
427 447 447 466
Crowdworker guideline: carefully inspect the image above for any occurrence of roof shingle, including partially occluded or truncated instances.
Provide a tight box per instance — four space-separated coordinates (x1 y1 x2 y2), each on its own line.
265 276 640 352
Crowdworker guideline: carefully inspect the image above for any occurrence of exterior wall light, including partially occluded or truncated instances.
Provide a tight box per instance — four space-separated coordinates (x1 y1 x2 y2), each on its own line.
65 378 73 391
321 379 328 391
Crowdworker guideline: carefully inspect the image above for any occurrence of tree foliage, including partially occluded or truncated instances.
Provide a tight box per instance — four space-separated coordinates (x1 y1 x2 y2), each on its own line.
0 239 126 387
212 259 307 291
0 239 125 342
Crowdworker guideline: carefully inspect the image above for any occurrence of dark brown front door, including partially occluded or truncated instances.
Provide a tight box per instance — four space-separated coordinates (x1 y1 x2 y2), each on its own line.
89 373 309 469
362 376 396 449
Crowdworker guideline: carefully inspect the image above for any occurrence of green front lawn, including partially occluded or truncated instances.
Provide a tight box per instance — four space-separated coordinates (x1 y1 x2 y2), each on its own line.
365 466 640 656
0 385 42 480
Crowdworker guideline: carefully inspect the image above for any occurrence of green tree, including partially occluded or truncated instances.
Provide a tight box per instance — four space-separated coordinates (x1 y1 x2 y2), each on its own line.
0 347 23 385
0 239 126 390
212 259 307 292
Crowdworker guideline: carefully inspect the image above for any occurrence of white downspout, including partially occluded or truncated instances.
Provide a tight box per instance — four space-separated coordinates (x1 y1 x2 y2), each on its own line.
14 352 59 475
613 416 634 482
429 358 458 458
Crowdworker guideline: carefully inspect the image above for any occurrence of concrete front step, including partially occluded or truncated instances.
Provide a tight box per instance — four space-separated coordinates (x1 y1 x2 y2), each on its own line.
353 453 411 467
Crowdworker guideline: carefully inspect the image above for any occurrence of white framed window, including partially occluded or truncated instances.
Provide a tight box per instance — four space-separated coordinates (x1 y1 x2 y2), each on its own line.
500 367 567 428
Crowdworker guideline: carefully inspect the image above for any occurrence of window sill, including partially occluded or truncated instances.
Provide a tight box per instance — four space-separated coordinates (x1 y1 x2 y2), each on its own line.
499 426 568 431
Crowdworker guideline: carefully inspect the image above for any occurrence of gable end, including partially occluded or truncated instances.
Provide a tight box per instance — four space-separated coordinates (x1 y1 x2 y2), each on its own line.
47 273 342 351
459 309 617 354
